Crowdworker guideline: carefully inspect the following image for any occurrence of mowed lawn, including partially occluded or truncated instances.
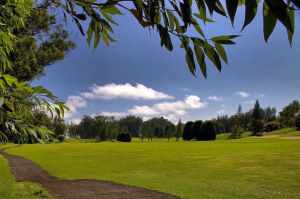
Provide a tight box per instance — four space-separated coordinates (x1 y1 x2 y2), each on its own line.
6 138 300 199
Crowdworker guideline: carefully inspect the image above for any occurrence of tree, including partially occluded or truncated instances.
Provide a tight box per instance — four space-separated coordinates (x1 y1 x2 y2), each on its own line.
165 124 175 141
295 114 300 131
175 119 183 141
230 105 244 139
119 115 143 137
279 100 300 127
192 120 202 140
52 116 67 137
8 2 75 82
198 121 216 141
182 121 194 141
263 107 277 122
0 1 68 143
249 100 264 136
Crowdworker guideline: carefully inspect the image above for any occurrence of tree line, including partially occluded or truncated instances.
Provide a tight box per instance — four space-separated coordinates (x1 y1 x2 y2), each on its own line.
67 99 300 142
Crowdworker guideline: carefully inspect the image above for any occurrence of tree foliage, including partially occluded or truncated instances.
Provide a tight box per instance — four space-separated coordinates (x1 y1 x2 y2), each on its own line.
249 100 264 136
182 121 193 140
198 121 216 141
279 100 300 127
0 0 68 143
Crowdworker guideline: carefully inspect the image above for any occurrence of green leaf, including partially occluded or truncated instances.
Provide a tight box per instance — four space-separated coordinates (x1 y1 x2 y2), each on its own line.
226 0 239 25
194 44 207 78
196 0 207 23
204 46 222 72
74 18 85 35
102 6 123 15
157 25 173 51
287 8 295 46
265 0 293 33
215 43 227 64
87 20 94 47
242 0 258 30
193 13 214 23
263 2 277 42
75 13 87 21
167 10 175 31
186 47 196 76
211 35 240 41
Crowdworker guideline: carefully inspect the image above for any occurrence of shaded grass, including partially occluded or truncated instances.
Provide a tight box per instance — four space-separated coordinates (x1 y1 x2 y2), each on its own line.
7 138 300 199
0 144 51 199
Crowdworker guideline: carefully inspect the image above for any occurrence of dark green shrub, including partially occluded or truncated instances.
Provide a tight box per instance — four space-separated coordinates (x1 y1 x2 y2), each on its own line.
182 121 194 140
117 132 131 142
198 121 216 141
192 120 202 139
295 114 300 131
57 135 65 142
264 121 281 132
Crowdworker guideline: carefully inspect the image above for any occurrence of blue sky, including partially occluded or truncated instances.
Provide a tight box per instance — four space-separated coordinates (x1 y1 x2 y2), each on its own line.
33 5 300 123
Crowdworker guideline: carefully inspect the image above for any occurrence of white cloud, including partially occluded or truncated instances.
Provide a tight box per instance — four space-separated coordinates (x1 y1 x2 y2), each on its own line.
100 111 127 117
64 95 87 119
128 105 159 115
244 100 255 105
69 118 81 125
81 83 173 100
208 95 223 101
128 95 206 116
234 91 250 98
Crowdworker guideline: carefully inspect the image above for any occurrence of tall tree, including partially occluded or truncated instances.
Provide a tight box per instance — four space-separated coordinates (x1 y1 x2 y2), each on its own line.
175 120 183 141
249 100 264 136
8 1 75 82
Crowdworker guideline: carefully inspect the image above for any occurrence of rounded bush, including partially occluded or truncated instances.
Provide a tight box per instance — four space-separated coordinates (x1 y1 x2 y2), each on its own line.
295 115 300 131
198 121 216 141
192 120 202 139
117 132 132 142
182 121 194 140
57 135 65 142
264 121 280 132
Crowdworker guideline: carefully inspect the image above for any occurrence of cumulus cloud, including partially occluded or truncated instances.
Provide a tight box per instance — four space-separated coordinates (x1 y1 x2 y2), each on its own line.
81 83 173 100
64 95 87 119
208 95 223 101
128 105 159 115
128 95 206 116
234 91 250 98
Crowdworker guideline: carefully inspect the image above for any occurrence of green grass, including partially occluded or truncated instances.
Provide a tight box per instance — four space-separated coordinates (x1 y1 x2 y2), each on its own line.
0 144 51 199
264 128 298 135
6 138 300 199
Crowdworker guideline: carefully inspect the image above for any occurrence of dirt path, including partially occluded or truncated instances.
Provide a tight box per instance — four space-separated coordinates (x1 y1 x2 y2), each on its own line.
0 149 179 199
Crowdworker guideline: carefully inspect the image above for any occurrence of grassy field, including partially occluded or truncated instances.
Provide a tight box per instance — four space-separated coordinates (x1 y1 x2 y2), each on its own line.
0 144 51 199
6 137 300 199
